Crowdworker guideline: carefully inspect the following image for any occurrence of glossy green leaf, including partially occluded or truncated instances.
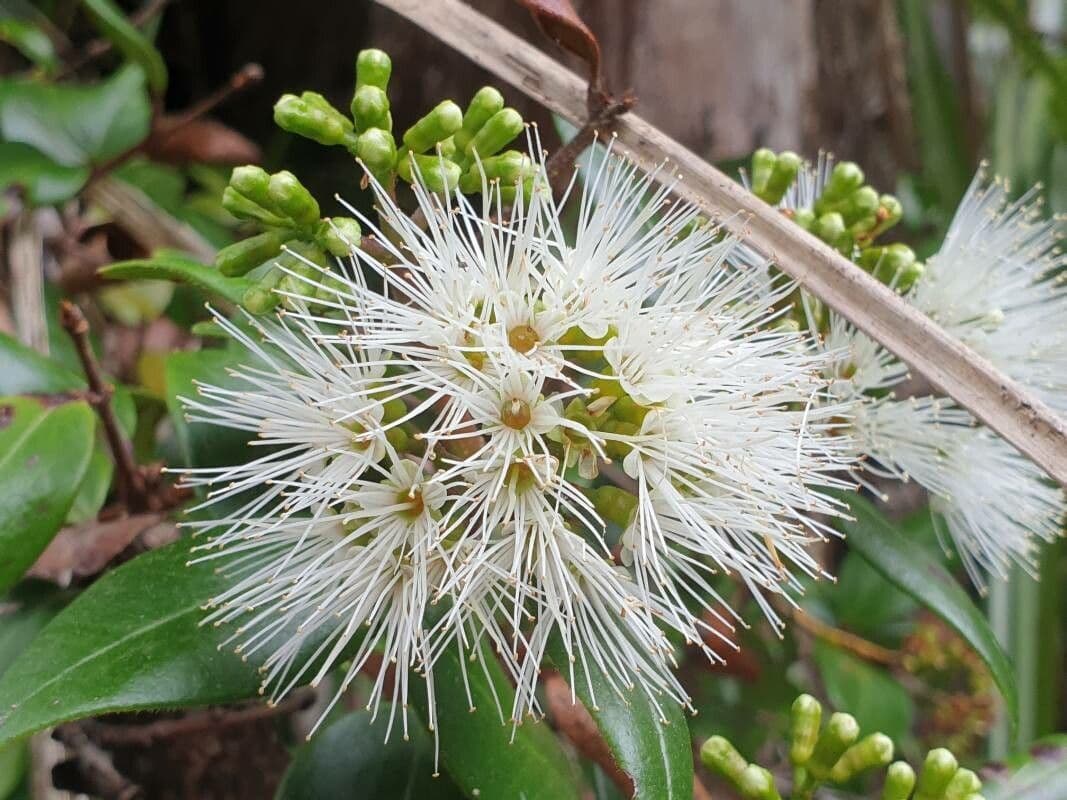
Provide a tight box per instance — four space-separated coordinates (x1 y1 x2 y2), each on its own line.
276 708 465 800
547 639 692 799
813 642 914 743
0 65 150 167
80 0 168 95
65 387 136 524
0 583 69 678
0 537 292 745
414 644 582 800
837 492 1018 724
0 332 83 395
0 397 95 593
102 252 253 307
0 141 88 205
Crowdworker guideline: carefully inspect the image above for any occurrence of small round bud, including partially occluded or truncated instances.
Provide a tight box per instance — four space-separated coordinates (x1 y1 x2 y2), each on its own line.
750 148 777 194
242 265 284 314
792 208 816 230
397 152 461 194
268 170 320 228
760 150 800 205
229 165 272 206
316 217 363 257
222 186 286 227
274 94 347 146
351 85 392 133
465 107 524 159
845 185 880 223
807 712 860 780
454 86 505 153
738 765 781 800
829 733 894 783
215 230 292 277
820 161 865 205
700 736 748 784
813 212 846 246
789 694 822 766
881 761 916 800
356 48 392 90
914 748 958 800
943 768 981 800
592 485 638 529
356 128 398 181
459 150 534 193
403 100 464 154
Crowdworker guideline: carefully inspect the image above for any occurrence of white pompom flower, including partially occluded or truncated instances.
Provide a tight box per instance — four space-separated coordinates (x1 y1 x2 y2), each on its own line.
184 144 858 744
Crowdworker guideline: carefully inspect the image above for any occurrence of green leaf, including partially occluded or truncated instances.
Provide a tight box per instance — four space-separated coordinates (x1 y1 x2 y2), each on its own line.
414 644 583 800
102 252 252 307
547 639 693 799
0 332 83 395
0 65 150 167
0 537 277 746
276 709 465 800
0 396 95 593
813 642 914 743
0 141 87 205
64 386 136 524
837 492 1018 725
0 18 58 72
80 0 167 95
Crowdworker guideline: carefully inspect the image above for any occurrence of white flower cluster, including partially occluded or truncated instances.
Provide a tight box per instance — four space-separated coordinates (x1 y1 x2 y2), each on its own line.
789 159 1065 586
181 148 855 741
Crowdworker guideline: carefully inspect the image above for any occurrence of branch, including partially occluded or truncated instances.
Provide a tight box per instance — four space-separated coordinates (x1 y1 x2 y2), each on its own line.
59 301 145 510
792 609 899 667
373 0 1067 488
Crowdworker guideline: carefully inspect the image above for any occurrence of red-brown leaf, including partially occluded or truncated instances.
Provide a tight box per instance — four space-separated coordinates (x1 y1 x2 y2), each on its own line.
515 0 601 88
144 117 262 166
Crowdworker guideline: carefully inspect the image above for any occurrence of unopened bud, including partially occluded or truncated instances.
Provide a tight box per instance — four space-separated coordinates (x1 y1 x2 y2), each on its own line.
459 150 534 192
300 91 353 134
229 165 272 207
593 485 638 529
813 212 846 247
466 107 524 159
760 151 800 205
242 265 283 314
881 761 916 800
819 161 865 205
454 86 505 153
356 128 398 182
738 765 781 800
356 48 392 90
222 186 286 227
268 170 320 228
750 148 777 196
914 748 958 800
216 230 293 277
829 734 894 783
397 152 461 193
700 736 748 784
792 208 816 231
789 694 822 766
942 767 981 800
316 217 363 257
351 85 392 133
274 94 347 146
403 100 463 154
807 712 859 780
844 186 880 224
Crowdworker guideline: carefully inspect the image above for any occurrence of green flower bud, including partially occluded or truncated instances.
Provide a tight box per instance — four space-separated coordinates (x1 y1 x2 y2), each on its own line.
592 485 638 529
454 86 505 153
895 260 924 293
829 734 894 783
351 85 392 134
864 243 917 288
943 768 981 800
807 712 860 780
268 170 320 228
356 128 398 182
356 48 392 90
738 765 782 800
300 91 353 134
215 230 294 277
316 217 363 257
458 150 534 193
611 395 649 426
385 425 409 452
437 136 457 160
877 194 903 229
275 242 328 298
222 186 287 227
813 212 846 246
274 94 348 146
242 265 283 314
818 161 865 206
466 107 524 159
881 761 916 800
498 177 534 206
397 152 462 194
750 148 777 195
792 208 816 231
844 186 880 224
700 736 748 785
229 165 272 207
914 748 958 800
760 150 800 205
789 694 822 766
403 100 463 154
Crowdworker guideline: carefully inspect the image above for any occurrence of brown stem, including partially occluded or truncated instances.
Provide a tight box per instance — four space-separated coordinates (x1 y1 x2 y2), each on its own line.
59 301 146 510
53 724 143 800
545 92 635 197
792 608 899 666
57 0 172 79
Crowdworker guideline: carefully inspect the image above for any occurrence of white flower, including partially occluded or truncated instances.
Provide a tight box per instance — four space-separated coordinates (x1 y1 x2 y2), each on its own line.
909 167 1067 414
187 145 856 744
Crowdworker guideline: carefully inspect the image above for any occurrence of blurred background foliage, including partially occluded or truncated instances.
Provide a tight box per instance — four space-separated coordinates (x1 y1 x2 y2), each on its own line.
0 0 1066 798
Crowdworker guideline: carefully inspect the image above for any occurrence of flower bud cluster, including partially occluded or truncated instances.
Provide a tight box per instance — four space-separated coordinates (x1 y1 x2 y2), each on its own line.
700 694 984 800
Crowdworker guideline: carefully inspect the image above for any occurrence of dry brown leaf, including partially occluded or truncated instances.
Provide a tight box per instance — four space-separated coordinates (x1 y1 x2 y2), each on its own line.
515 0 601 89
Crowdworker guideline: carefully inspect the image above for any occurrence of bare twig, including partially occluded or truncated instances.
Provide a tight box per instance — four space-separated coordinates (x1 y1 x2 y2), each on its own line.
60 301 146 509
792 609 899 666
373 0 1067 488
58 0 172 79
545 92 634 196
53 724 143 800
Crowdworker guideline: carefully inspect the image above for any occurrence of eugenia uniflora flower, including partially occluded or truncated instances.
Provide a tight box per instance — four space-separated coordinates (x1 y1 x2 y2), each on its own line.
183 142 856 741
